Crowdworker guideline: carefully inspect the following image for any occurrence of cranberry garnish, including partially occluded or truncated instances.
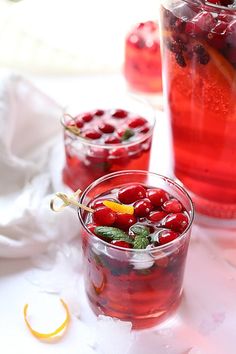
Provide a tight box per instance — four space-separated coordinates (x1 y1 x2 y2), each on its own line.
128 117 147 128
186 12 216 37
99 122 115 134
147 188 169 207
81 113 93 122
112 109 128 119
83 130 102 139
86 223 97 233
134 198 153 217
140 125 150 134
148 210 167 222
111 240 132 248
74 118 84 128
105 136 121 144
162 212 189 232
94 109 105 116
207 22 228 50
114 213 137 230
162 198 183 213
158 230 179 245
118 184 147 204
93 206 117 226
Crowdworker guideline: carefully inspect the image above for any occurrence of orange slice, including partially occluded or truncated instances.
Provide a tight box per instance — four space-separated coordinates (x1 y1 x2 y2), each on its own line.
103 200 134 215
23 299 70 340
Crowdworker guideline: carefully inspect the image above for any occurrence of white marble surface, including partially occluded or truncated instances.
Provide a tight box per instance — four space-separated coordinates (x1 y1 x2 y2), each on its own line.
0 74 236 354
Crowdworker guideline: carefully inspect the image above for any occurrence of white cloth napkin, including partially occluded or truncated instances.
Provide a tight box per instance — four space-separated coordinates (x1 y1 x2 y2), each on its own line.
0 74 80 258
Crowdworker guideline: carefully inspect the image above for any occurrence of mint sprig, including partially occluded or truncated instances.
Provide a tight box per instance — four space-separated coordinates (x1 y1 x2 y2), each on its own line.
94 226 133 244
121 128 135 141
130 225 150 249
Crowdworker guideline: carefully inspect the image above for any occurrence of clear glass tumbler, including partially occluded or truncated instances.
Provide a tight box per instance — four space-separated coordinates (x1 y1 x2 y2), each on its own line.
78 170 194 329
159 0 236 226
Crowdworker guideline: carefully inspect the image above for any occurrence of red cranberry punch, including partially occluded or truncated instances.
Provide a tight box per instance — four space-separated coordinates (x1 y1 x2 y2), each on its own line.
62 96 155 191
159 0 236 225
79 171 194 329
124 21 163 93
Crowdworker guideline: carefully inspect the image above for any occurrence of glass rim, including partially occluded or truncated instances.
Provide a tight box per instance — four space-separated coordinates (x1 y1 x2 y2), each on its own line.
183 0 236 12
61 95 156 149
78 170 194 254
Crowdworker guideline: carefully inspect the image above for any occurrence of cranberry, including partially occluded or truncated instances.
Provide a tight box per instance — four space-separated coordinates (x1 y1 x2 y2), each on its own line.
93 206 117 226
86 223 97 233
74 118 84 128
158 230 179 245
89 198 110 209
140 125 150 134
128 117 147 128
207 22 228 50
114 213 137 230
111 240 132 248
112 109 128 119
134 198 153 217
105 136 121 144
83 129 102 139
108 148 129 165
94 109 105 116
162 212 189 232
162 198 183 213
148 210 167 222
118 184 146 204
99 122 115 134
147 188 169 207
186 12 216 37
128 144 142 159
81 113 93 122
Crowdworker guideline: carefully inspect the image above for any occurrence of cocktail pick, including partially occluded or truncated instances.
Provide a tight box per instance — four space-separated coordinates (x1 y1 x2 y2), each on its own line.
60 113 81 136
50 189 94 213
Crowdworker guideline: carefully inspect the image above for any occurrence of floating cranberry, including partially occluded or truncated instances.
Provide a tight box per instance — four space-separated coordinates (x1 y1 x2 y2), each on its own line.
93 206 117 226
140 125 150 134
186 12 216 37
105 136 121 144
89 198 107 209
162 198 183 213
99 122 115 134
163 212 189 232
108 148 129 165
115 213 137 230
128 117 147 128
148 210 167 222
94 109 105 116
158 230 179 245
128 144 142 159
111 240 132 248
83 129 102 139
134 198 153 217
207 22 228 50
86 223 97 233
74 118 84 128
147 188 169 207
118 184 147 204
81 113 93 122
112 109 128 119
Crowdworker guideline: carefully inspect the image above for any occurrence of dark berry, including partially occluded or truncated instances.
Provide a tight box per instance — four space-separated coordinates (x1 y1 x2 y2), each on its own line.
147 188 169 207
114 213 137 230
112 109 128 118
158 230 179 245
162 198 183 213
93 206 117 226
134 198 153 217
175 52 186 67
162 212 189 232
193 44 210 65
118 184 146 204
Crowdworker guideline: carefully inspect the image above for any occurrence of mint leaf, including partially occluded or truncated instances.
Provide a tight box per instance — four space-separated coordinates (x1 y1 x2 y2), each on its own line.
131 225 150 249
95 226 133 244
121 129 135 141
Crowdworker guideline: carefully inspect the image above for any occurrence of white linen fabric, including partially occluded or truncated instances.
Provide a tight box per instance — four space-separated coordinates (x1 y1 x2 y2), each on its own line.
0 74 80 258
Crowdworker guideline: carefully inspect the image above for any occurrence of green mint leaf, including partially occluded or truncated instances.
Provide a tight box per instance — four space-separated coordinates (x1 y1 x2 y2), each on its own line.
95 226 133 244
131 225 150 249
121 129 135 141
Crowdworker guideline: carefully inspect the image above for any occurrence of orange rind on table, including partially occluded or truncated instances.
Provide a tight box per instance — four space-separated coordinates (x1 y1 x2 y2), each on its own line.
103 200 134 215
23 298 70 340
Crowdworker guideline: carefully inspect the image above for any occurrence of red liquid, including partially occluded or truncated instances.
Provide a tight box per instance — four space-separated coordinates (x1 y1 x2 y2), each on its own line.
124 21 162 93
62 109 152 191
160 3 236 218
81 183 191 329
